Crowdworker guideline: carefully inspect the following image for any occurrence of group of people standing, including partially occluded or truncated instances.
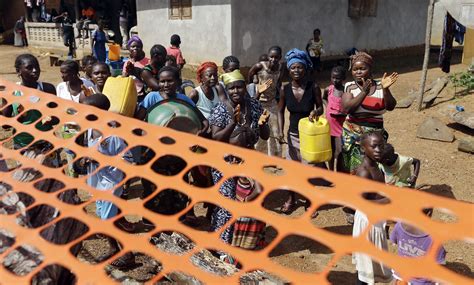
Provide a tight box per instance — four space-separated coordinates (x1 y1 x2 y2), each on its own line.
8 29 445 284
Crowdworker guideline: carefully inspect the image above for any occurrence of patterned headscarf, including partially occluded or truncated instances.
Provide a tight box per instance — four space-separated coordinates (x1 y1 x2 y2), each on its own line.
127 35 143 49
285 48 313 70
350 51 374 69
221 69 245 86
196 62 218 83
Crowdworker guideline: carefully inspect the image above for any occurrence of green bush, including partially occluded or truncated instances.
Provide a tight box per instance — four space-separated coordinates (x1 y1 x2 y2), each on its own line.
449 71 474 92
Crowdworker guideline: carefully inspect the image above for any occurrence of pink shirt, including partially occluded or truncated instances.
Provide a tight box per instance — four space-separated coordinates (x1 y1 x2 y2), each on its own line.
166 46 185 65
122 57 149 96
326 85 346 136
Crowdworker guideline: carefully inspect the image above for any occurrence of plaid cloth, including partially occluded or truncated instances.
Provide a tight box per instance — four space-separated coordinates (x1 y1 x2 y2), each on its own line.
231 217 266 250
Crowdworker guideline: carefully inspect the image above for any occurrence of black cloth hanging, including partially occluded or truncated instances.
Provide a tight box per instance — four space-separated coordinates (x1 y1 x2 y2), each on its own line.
439 12 456 73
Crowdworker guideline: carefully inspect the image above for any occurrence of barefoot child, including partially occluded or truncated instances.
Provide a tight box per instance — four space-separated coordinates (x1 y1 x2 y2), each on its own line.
248 46 284 157
380 143 421 188
352 131 392 285
323 65 347 171
390 208 446 284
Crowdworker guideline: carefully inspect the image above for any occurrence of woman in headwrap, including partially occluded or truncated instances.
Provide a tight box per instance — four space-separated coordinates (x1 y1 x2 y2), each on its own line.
189 62 227 120
341 52 398 172
122 35 150 100
277 48 323 213
209 69 270 250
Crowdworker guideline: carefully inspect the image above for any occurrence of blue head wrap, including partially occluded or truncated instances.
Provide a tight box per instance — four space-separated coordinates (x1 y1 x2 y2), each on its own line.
285 48 313 70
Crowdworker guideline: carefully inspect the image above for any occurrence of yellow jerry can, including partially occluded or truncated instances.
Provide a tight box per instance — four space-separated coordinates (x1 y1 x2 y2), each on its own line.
102 77 137 117
298 117 332 163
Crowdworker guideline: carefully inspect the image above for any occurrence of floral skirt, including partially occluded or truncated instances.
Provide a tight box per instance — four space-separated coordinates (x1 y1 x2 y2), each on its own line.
341 121 386 172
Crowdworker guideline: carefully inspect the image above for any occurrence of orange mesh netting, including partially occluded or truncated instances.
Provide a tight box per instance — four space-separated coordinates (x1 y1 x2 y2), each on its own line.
0 79 472 284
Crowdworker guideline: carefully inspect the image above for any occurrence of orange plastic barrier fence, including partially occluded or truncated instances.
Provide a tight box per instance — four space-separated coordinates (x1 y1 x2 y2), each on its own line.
0 79 472 284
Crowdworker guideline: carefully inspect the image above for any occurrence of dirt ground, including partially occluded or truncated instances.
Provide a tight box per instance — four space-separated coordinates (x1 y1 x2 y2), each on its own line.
0 45 472 284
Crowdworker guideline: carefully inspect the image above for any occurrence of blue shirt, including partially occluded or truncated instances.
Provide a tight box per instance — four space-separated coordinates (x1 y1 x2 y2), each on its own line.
139 91 195 110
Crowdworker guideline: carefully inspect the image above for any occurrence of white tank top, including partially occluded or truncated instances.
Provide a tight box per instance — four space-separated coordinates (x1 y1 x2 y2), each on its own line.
195 86 220 119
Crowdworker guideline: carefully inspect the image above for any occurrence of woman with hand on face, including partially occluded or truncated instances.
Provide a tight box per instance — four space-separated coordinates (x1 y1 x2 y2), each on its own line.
122 36 149 101
210 69 270 147
209 69 270 250
341 52 398 173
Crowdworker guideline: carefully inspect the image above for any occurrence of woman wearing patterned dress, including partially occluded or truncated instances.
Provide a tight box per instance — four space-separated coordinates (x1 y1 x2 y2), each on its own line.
209 69 270 249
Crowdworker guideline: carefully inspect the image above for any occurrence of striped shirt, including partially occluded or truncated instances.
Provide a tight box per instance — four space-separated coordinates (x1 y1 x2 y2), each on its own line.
345 80 386 125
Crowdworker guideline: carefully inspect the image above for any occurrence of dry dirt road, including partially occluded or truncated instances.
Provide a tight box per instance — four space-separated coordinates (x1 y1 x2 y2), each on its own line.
0 45 472 284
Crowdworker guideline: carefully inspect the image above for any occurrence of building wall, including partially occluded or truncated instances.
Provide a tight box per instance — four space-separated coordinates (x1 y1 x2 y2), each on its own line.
431 0 474 46
136 0 232 65
462 28 474 64
231 0 429 66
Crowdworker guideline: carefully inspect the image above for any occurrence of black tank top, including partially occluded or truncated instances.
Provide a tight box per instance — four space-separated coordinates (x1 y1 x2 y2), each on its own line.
285 81 316 133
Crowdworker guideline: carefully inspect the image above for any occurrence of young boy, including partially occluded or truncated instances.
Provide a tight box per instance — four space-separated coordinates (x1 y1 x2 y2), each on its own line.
352 131 392 285
166 34 185 70
390 208 446 285
306 28 323 72
380 144 421 188
354 131 386 182
248 46 284 157
81 93 110 110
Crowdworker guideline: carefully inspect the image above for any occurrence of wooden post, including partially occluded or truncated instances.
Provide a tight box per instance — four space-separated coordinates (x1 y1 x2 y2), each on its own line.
418 0 436 111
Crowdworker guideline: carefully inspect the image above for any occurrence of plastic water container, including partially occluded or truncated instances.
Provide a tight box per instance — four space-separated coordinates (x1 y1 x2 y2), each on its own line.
298 117 332 163
108 43 121 61
102 77 137 117
108 60 124 77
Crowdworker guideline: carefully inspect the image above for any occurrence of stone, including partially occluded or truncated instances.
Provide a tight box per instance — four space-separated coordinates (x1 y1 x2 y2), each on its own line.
397 77 445 109
396 90 417 108
458 137 474 154
452 111 474 129
423 77 449 103
417 117 454 142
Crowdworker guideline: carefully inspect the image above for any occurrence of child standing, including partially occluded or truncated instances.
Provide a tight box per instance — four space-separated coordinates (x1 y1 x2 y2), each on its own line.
323 66 347 171
306 28 323 72
166 34 186 70
380 144 421 188
248 46 284 157
91 21 112 63
390 208 446 284
352 131 392 285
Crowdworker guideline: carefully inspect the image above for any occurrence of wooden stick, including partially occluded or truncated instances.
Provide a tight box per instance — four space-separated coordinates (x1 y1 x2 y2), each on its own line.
418 0 436 111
